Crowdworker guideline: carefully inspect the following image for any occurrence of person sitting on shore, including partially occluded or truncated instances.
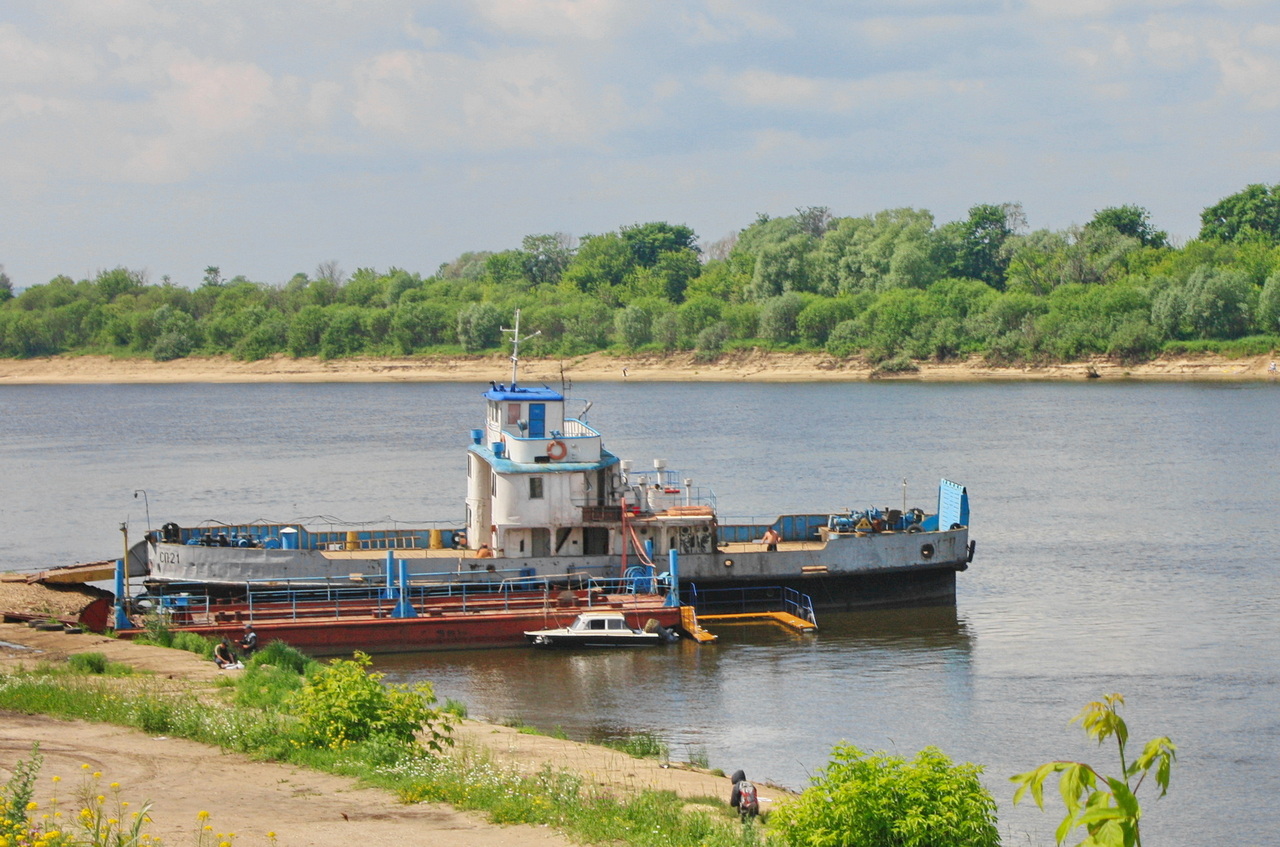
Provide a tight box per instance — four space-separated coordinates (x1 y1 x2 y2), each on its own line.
214 638 238 669
238 624 258 657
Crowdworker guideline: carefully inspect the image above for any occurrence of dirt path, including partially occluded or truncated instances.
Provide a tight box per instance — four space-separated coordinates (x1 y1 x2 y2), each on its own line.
0 623 774 847
1 714 573 847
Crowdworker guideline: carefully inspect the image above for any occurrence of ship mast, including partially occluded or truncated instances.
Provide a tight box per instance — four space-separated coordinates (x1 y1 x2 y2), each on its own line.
501 309 541 387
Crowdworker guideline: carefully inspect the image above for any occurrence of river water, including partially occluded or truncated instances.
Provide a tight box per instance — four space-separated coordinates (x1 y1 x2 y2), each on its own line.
2 379 1277 844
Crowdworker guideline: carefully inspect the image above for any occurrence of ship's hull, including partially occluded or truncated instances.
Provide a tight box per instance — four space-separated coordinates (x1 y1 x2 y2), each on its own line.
144 526 970 613
124 598 682 656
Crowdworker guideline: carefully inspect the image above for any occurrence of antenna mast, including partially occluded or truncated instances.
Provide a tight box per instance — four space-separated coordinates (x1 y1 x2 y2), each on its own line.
501 309 541 386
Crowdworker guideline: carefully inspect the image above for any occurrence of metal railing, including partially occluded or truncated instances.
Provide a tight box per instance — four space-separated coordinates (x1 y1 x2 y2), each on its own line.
144 570 668 625
685 584 817 626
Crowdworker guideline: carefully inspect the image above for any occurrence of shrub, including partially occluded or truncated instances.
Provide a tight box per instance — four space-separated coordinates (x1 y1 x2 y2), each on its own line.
287 652 453 752
67 652 108 674
770 744 1000 847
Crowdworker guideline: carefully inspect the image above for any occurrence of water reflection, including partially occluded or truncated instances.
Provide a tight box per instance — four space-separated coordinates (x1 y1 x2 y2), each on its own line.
376 605 974 769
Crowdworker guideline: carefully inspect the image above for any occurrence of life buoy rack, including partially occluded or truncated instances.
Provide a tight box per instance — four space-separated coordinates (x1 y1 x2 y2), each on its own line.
547 440 568 461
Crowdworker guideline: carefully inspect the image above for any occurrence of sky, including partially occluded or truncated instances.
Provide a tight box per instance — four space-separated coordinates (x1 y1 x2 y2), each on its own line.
2 0 1279 289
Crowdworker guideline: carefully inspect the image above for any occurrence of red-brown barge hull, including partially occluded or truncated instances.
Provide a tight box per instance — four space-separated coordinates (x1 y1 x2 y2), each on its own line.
122 593 682 655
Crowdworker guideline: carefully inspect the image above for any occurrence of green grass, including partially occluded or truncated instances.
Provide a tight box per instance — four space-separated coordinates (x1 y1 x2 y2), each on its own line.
67 652 134 676
593 729 669 761
1161 335 1280 357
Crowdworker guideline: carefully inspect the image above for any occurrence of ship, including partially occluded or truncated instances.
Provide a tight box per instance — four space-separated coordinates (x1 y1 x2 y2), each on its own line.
139 313 973 613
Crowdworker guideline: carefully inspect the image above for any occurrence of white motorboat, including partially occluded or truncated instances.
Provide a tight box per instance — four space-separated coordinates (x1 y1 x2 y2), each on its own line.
524 610 673 648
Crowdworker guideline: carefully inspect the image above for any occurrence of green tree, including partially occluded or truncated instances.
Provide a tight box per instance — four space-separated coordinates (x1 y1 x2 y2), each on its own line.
1181 266 1256 339
95 266 146 301
772 744 1000 847
1258 272 1280 333
619 222 699 267
1200 183 1280 245
341 267 388 307
319 306 368 359
758 292 807 344
287 304 330 357
561 233 633 299
651 248 702 303
1012 693 1176 847
676 296 723 346
521 233 575 286
1087 205 1168 249
149 304 199 360
797 297 857 345
943 202 1026 290
857 288 934 361
819 208 938 294
795 205 833 237
457 302 504 352
614 302 655 349
233 313 289 361
0 265 12 302
749 234 817 299
391 301 455 353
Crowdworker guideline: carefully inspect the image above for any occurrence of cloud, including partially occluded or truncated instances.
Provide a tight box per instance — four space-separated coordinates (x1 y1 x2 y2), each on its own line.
704 66 969 114
351 45 635 150
468 0 627 40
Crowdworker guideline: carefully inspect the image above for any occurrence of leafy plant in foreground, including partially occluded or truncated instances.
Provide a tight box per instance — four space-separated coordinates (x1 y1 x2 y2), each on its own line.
1011 693 1176 847
287 651 453 752
769 744 1000 847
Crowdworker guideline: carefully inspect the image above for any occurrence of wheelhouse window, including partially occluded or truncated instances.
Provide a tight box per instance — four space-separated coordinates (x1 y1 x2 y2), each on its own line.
507 403 521 426
529 477 544 499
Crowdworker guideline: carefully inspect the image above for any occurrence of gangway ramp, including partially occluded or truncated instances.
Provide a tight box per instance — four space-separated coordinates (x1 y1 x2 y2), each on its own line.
679 605 718 642
697 609 817 633
686 585 818 635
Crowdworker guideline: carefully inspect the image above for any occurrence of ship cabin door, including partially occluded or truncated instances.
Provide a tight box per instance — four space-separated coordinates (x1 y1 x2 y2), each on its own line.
531 528 551 557
582 526 609 555
528 403 546 438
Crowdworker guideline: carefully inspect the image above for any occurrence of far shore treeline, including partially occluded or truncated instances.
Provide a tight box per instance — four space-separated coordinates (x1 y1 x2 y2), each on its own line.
3 183 1280 365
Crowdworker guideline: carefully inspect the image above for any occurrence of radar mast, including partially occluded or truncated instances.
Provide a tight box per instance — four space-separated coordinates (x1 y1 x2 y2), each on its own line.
501 309 541 387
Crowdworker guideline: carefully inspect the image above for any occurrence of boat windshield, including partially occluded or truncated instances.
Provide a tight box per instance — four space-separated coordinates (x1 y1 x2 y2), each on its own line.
569 615 626 631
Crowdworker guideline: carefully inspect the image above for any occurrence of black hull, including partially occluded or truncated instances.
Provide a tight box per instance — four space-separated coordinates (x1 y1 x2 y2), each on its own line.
688 564 960 613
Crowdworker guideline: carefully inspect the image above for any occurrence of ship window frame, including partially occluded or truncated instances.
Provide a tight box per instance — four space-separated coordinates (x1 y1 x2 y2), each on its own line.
529 477 544 499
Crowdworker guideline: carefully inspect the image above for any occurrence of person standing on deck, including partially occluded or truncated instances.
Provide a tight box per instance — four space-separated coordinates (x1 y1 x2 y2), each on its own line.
762 528 781 552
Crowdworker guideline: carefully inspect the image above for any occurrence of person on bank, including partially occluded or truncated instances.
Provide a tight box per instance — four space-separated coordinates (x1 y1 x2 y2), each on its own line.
762 527 781 552
729 769 760 818
238 624 258 657
214 638 237 669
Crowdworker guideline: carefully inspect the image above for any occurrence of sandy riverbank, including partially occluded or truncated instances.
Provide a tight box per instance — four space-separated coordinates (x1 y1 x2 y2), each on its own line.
0 623 770 847
0 350 1275 385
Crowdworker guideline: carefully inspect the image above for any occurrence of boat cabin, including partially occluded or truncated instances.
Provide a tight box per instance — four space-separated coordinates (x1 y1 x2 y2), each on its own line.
463 383 717 563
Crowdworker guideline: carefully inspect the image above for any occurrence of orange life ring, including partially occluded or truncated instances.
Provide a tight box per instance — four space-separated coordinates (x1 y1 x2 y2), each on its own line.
547 440 567 461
